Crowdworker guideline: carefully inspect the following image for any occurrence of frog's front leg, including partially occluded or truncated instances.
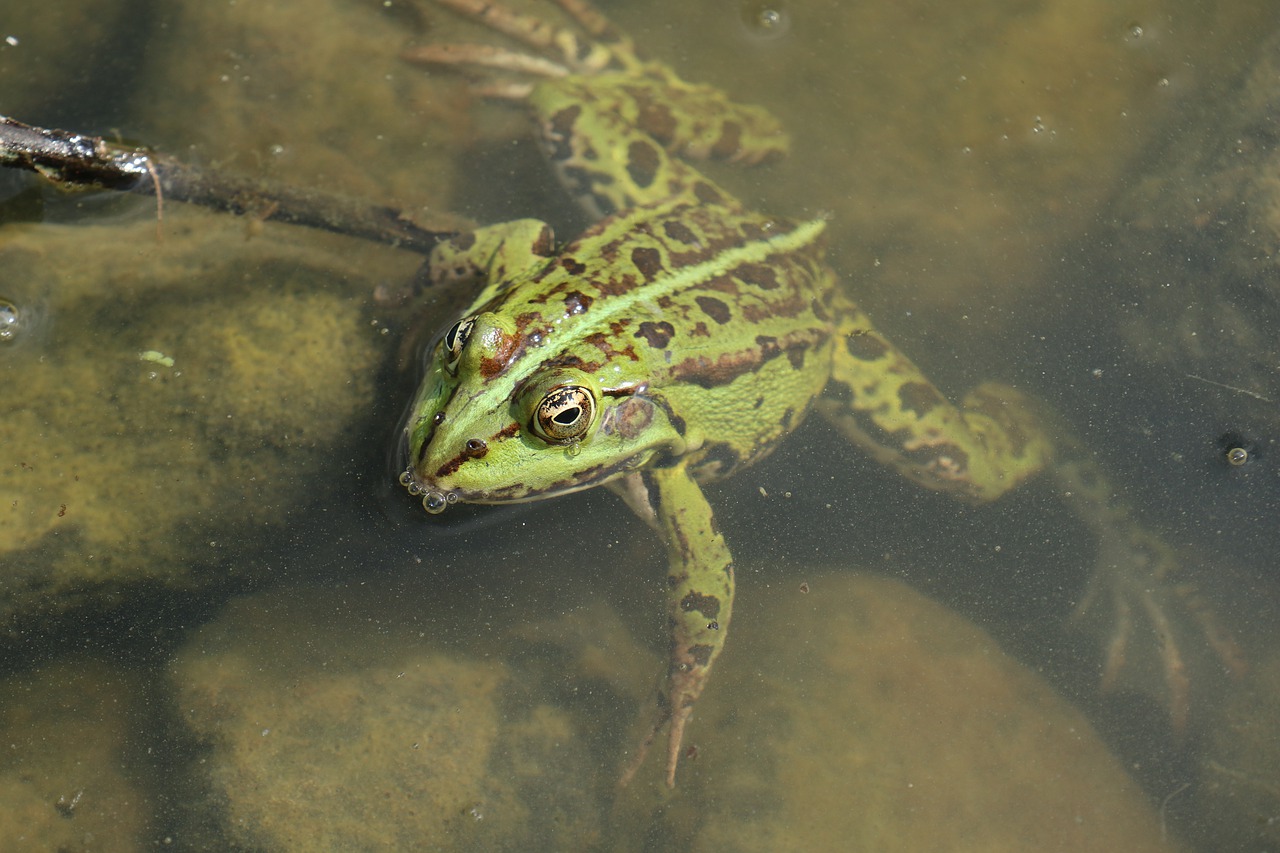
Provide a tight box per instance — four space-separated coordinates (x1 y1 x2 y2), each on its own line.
612 463 734 788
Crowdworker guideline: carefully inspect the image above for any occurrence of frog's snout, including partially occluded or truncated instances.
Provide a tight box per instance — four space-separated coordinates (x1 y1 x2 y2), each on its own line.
398 468 458 515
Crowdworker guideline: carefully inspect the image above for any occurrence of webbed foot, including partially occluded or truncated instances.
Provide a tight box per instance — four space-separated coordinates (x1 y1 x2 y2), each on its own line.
1057 458 1246 734
618 651 708 789
403 0 637 98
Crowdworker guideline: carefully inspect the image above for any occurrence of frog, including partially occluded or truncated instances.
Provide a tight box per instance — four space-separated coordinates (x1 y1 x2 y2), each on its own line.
397 0 1242 787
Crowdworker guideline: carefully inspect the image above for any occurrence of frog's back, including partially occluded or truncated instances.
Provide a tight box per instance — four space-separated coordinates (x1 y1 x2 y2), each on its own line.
489 194 837 477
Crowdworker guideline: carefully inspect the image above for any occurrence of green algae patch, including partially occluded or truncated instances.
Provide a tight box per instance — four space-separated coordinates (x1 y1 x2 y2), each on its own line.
0 210 416 635
131 0 462 212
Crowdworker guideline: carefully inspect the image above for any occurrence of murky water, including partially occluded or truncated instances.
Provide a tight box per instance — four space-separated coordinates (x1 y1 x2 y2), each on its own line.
1 0 1278 849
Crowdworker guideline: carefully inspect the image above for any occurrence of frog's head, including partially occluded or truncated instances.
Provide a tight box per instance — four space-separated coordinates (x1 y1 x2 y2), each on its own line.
398 311 677 514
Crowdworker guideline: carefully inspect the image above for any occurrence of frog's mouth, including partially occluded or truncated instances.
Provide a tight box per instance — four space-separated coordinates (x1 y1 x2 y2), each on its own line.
397 453 642 516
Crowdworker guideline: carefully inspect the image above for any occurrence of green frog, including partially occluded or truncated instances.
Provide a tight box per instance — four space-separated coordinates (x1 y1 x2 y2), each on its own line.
398 0 1239 787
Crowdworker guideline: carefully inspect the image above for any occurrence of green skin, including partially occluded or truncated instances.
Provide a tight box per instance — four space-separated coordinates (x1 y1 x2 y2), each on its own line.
400 32 1051 786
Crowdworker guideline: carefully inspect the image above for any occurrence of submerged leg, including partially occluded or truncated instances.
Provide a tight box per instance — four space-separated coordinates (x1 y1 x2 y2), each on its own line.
818 292 1051 502
818 289 1244 728
615 464 735 788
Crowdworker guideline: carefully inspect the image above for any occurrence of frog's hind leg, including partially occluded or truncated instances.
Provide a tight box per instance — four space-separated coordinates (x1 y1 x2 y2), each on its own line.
817 292 1051 502
821 291 1245 731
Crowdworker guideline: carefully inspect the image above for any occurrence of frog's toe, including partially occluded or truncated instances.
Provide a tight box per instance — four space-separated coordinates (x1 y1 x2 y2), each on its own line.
618 670 702 788
1136 585 1192 735
402 42 571 89
406 0 631 96
1095 590 1131 694
1074 537 1245 737
617 697 669 789
664 703 693 788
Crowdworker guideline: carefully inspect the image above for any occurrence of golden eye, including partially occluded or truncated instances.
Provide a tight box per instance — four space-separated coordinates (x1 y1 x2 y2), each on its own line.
533 385 596 443
517 368 601 445
441 317 475 373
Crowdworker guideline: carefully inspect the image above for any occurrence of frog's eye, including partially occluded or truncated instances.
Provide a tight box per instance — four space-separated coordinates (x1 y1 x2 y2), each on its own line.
531 384 597 444
518 368 601 445
441 317 475 373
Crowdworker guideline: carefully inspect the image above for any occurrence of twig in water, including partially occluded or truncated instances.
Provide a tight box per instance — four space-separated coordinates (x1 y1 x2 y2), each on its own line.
1185 374 1273 403
1159 781 1190 845
0 114 454 255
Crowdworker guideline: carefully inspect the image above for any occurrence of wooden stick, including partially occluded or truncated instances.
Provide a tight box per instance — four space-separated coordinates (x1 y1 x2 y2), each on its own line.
0 115 454 255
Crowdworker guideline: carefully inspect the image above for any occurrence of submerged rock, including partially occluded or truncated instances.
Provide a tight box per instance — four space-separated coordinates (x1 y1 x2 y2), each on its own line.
1105 26 1280 429
0 212 414 638
164 559 1178 850
168 577 600 851
613 573 1180 852
0 657 149 851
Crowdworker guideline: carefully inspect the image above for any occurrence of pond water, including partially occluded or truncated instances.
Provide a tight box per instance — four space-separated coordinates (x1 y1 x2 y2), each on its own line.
1 0 1278 850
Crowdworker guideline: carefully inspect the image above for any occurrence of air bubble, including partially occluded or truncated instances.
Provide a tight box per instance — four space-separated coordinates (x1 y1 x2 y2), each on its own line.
738 1 791 40
0 297 20 342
